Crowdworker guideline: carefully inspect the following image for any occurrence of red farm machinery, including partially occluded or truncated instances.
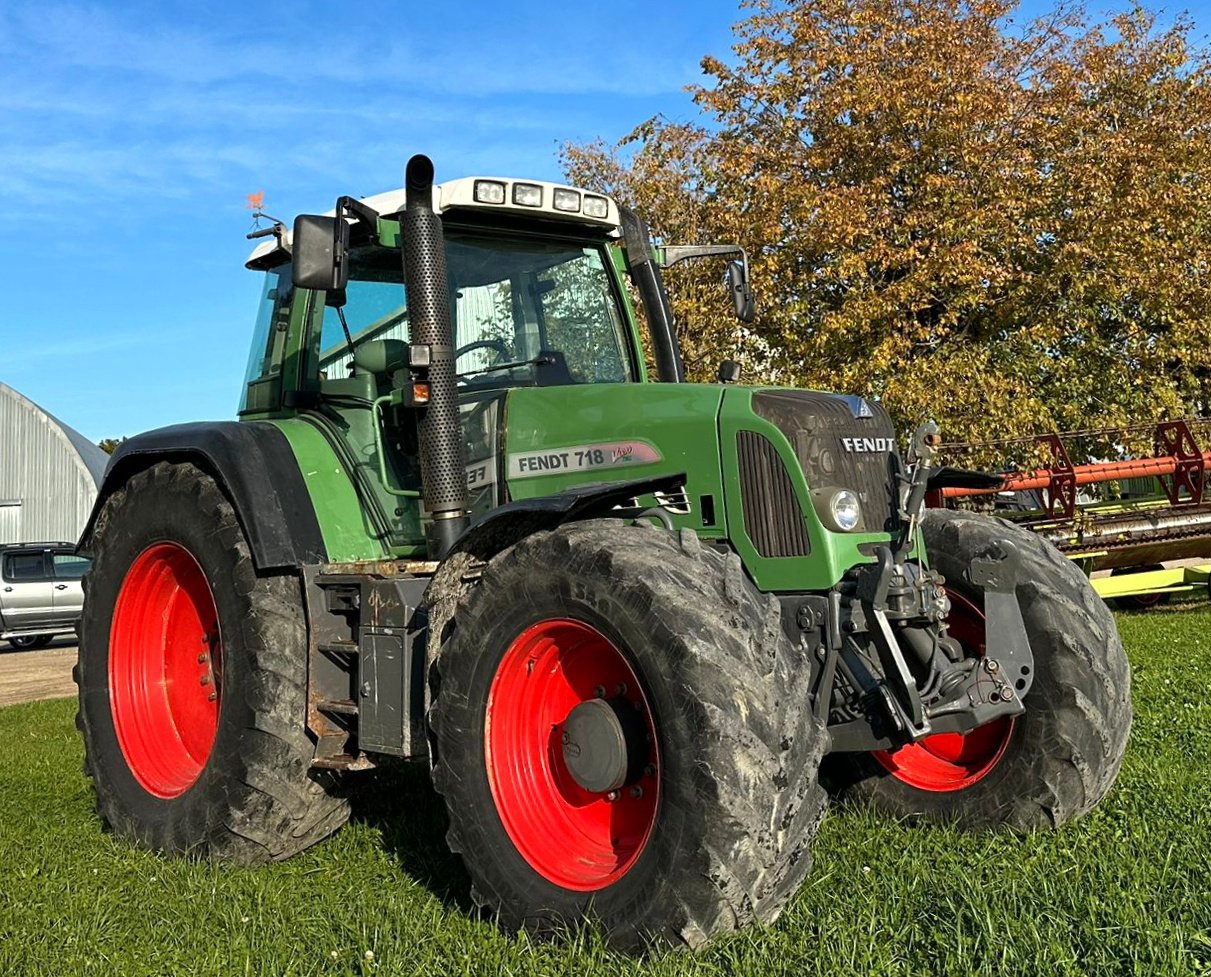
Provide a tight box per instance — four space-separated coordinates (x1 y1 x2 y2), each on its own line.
930 418 1211 609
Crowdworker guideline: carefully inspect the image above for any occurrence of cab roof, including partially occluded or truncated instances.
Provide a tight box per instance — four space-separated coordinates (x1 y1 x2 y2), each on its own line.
246 176 622 269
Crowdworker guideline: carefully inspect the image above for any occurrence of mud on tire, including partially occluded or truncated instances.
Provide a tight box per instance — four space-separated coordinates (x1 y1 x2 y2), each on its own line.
76 461 348 861
428 519 829 951
827 508 1132 830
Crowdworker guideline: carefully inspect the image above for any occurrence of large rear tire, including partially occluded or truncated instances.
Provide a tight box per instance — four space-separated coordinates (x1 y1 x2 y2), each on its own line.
76 461 349 861
428 521 828 951
827 508 1131 830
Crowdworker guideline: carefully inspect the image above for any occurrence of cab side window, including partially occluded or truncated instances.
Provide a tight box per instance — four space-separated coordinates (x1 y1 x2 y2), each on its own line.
240 265 295 413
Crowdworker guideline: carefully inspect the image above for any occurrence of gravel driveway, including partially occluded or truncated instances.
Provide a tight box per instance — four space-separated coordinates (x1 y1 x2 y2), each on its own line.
0 638 77 706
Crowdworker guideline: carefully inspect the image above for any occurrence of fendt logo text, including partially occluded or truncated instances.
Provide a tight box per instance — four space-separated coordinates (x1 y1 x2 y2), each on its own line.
840 437 895 453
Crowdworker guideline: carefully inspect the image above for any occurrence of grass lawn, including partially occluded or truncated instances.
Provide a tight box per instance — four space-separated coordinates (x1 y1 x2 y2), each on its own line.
1 606 1209 977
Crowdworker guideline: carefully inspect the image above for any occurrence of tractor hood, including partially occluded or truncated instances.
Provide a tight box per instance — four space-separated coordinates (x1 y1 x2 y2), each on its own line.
500 383 726 515
498 382 900 591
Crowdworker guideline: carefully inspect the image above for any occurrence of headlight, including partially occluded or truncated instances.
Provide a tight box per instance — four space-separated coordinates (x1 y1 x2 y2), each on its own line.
830 490 861 531
811 487 862 532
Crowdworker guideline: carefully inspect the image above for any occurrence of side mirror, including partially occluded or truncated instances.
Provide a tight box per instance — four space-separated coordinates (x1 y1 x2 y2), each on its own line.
658 244 758 324
728 261 755 323
717 360 742 384
291 214 349 306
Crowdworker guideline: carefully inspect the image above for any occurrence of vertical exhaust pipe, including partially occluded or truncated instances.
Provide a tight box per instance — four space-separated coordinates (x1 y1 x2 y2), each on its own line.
402 154 469 559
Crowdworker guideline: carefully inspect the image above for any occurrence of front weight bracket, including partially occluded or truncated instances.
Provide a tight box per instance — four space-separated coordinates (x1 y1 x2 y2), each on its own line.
968 538 1035 701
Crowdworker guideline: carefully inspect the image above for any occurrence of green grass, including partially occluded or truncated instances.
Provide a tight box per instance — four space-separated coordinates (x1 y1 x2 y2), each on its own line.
2 607 1210 977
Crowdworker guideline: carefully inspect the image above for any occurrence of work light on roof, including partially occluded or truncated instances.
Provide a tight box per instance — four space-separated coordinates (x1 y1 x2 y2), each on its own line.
473 180 506 205
512 183 542 207
552 188 581 213
583 195 609 219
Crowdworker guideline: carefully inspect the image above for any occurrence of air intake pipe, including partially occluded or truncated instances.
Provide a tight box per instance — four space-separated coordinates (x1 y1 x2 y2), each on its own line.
402 154 469 559
620 208 685 383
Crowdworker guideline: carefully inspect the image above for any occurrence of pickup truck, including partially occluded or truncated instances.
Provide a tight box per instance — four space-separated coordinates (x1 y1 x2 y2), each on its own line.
0 542 88 649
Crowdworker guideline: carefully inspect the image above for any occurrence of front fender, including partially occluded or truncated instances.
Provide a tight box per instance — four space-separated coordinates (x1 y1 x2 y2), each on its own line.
448 472 688 563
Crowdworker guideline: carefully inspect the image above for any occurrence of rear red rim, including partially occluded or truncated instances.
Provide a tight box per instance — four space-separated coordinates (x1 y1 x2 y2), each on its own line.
485 619 660 891
109 542 221 799
872 589 1016 792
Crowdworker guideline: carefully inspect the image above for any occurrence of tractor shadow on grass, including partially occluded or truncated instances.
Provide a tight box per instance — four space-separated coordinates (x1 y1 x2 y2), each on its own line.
347 758 476 915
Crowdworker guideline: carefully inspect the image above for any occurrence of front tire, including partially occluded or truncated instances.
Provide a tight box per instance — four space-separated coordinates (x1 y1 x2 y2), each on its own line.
76 461 349 861
429 521 828 951
829 508 1131 830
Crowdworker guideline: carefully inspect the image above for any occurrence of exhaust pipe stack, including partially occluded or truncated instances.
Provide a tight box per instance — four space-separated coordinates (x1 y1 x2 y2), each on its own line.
402 154 469 559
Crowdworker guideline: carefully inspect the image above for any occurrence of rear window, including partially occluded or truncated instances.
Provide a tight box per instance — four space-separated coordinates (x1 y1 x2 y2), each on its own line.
52 553 89 580
3 552 47 581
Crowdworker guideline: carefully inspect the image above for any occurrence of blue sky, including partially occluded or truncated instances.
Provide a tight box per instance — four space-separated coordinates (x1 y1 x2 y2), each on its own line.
0 0 1205 442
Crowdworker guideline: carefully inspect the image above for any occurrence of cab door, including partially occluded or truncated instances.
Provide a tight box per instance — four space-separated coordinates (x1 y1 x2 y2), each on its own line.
1 549 54 630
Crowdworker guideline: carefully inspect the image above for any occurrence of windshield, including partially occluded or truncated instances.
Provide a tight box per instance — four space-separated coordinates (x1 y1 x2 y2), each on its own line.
315 231 635 386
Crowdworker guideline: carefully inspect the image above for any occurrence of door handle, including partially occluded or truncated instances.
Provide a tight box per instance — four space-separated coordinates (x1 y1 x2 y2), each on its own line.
3 586 11 592
55 584 68 590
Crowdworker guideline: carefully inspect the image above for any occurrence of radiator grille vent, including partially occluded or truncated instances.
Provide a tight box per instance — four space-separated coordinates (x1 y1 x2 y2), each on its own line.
737 431 811 558
751 391 899 534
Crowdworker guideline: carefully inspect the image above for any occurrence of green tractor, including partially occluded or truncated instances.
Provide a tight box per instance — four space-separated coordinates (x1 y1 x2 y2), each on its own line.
75 155 1131 950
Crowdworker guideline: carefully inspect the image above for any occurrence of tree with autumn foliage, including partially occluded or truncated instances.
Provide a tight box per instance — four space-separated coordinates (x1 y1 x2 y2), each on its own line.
562 0 1211 453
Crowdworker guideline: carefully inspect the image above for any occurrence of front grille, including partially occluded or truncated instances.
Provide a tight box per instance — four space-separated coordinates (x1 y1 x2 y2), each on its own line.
751 391 900 534
737 431 811 557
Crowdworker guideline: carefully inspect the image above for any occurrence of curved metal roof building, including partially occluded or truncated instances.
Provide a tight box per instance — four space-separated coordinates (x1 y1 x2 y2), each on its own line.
0 382 108 545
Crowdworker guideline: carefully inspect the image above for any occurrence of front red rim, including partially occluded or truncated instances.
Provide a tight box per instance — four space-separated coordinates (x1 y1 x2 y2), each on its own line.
872 590 1016 792
109 542 221 799
485 619 660 891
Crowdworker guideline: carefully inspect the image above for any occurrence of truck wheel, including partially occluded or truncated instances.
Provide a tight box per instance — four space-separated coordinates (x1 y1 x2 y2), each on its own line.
428 520 828 951
75 461 348 861
827 509 1131 829
8 635 53 650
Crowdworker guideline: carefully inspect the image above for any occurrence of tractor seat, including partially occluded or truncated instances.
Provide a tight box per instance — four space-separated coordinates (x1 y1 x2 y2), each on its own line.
353 339 409 378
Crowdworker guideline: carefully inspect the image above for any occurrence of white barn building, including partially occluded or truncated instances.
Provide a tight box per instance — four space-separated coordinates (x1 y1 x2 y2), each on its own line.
0 382 108 545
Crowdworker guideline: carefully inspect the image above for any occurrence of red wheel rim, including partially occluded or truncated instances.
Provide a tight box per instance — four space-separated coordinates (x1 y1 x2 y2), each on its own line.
485 619 660 891
109 542 221 799
872 590 1015 792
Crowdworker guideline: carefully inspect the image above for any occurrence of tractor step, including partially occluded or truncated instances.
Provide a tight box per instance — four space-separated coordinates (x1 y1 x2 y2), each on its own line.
317 639 359 656
311 753 376 771
303 566 433 767
317 698 359 716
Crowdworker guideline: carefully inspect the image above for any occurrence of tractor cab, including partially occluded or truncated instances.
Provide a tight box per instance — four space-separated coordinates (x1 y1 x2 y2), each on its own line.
241 168 750 550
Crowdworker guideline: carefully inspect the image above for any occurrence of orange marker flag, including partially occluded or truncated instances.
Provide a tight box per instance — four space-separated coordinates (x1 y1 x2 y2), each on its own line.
246 191 265 211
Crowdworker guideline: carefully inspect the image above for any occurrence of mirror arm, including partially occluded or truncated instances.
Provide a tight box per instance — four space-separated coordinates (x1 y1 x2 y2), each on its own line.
323 198 382 310
335 196 380 238
659 244 748 273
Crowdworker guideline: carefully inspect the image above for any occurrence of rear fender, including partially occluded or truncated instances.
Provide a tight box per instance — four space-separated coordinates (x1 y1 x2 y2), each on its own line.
77 422 326 571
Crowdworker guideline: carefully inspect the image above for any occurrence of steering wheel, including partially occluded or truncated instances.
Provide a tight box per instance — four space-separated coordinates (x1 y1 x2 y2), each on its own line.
455 339 510 363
